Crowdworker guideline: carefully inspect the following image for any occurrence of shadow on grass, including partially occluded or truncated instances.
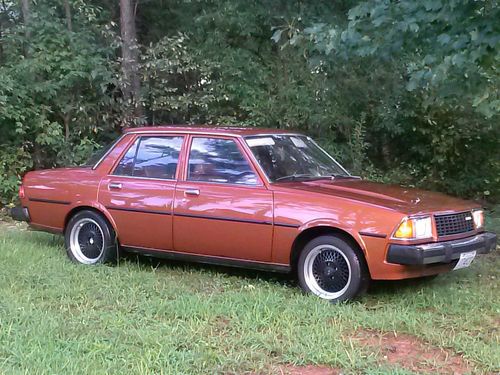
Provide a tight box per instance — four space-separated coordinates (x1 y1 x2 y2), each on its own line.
121 250 449 297
366 275 442 296
26 229 461 298
121 250 296 287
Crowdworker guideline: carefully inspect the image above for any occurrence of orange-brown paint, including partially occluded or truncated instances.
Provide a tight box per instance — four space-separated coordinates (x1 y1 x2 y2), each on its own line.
19 126 487 280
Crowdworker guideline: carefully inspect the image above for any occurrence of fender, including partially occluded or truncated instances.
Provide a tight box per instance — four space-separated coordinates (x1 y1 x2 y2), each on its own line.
65 200 119 237
297 218 370 263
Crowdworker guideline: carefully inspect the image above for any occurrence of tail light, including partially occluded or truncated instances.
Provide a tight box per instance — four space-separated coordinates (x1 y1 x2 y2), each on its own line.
19 184 25 199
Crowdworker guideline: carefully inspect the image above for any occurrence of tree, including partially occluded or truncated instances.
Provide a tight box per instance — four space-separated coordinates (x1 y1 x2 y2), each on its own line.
119 0 143 125
0 0 498 205
280 0 500 118
63 0 72 32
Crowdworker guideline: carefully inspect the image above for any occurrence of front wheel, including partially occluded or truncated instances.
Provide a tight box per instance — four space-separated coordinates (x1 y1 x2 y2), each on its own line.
297 235 369 303
65 210 117 265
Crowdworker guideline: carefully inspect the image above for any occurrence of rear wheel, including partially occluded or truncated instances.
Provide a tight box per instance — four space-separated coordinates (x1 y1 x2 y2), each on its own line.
297 235 369 303
65 210 117 265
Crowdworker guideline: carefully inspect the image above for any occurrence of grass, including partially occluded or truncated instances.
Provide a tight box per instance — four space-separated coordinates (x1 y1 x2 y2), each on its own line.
0 217 498 374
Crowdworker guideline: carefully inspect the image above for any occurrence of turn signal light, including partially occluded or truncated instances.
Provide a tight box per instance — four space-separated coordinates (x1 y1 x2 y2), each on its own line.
393 216 433 239
394 219 413 239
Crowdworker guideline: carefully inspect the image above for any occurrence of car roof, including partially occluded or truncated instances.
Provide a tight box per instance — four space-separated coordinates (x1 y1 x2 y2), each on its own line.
122 125 300 137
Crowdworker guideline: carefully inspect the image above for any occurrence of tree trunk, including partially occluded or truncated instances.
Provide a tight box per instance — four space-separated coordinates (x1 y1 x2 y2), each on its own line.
63 112 71 141
0 17 3 64
119 0 143 126
63 0 72 32
19 0 30 38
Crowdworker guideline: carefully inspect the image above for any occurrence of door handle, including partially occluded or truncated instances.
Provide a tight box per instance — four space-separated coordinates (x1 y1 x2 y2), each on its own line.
184 189 200 197
109 182 122 190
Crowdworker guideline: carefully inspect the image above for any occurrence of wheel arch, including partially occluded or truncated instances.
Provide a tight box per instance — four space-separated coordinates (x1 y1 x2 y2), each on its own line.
290 225 368 273
64 204 117 236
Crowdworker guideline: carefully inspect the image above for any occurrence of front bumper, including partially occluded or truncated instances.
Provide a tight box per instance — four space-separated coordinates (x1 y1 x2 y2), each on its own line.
387 232 497 265
9 206 30 222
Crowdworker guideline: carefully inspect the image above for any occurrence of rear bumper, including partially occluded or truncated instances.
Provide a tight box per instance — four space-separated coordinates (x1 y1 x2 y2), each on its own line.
9 206 30 222
387 232 497 265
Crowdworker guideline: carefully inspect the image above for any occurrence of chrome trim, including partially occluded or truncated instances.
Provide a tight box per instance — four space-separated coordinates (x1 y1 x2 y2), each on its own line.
107 174 176 182
125 129 304 138
184 189 200 196
125 129 247 137
108 182 122 190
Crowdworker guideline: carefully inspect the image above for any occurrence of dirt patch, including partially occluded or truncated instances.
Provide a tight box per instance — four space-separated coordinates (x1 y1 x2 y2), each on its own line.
353 329 473 374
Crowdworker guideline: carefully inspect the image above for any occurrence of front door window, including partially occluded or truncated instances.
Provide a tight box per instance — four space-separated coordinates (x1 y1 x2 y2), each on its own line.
187 137 258 185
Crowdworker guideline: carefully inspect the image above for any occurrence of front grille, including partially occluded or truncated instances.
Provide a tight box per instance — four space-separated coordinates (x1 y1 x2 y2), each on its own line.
434 212 474 237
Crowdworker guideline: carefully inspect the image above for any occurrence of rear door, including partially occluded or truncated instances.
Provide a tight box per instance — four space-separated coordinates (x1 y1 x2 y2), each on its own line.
173 135 273 261
99 134 185 250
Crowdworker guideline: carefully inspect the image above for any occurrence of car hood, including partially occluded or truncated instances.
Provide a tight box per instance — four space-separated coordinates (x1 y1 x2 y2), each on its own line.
275 178 478 214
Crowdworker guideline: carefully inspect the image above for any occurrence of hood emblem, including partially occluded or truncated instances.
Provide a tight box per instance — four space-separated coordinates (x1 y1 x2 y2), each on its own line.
412 197 421 204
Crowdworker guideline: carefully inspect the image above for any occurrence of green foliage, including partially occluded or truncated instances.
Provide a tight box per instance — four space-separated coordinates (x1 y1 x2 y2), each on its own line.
0 0 121 204
0 145 32 205
0 0 499 204
141 33 219 124
345 0 500 118
271 0 500 201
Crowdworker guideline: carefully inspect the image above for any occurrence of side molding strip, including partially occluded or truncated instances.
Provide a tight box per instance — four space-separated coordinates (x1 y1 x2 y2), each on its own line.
359 231 387 239
29 198 71 205
106 206 172 215
105 206 300 229
274 222 300 228
174 212 272 226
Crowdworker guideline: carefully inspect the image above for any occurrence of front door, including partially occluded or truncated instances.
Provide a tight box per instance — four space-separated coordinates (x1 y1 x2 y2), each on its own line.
99 135 185 250
173 136 273 261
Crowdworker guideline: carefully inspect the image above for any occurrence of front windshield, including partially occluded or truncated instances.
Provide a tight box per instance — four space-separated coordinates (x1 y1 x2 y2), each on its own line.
245 134 350 182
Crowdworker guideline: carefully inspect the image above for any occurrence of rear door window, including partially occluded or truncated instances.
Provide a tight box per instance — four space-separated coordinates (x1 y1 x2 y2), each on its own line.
113 136 183 180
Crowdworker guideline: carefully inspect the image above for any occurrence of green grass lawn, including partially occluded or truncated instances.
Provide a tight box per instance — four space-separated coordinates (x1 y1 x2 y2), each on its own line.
0 220 498 374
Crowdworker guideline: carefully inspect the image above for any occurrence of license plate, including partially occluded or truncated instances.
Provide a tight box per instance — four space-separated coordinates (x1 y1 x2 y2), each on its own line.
453 251 476 271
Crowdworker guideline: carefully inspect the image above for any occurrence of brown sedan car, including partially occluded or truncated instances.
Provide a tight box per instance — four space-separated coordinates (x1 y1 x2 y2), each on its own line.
11 126 497 302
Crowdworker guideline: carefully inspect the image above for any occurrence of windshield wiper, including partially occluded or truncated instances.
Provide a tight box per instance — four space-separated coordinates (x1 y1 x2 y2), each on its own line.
274 174 317 182
275 173 357 182
330 174 360 180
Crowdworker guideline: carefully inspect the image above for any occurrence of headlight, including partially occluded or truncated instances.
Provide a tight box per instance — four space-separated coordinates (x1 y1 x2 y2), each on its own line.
393 216 432 239
472 209 484 229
